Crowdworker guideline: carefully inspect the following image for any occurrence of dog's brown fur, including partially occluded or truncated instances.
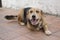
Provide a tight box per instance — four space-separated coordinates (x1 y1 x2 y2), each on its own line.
5 7 51 35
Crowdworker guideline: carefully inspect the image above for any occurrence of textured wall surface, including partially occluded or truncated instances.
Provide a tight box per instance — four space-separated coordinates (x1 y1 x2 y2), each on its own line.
2 0 60 15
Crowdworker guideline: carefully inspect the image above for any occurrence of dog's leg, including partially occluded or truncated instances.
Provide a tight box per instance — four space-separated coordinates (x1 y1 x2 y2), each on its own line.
18 22 25 26
42 17 52 35
36 22 42 31
18 16 25 26
43 24 51 35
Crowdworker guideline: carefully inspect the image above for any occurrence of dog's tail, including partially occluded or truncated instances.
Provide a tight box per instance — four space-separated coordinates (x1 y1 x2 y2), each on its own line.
5 15 17 20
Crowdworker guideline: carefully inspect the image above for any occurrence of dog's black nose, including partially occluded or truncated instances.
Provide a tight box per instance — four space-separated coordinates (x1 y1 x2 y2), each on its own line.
32 15 36 19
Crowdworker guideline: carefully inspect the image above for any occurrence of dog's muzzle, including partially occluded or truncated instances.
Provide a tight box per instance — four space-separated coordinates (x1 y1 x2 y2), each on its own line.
32 15 36 19
28 15 39 25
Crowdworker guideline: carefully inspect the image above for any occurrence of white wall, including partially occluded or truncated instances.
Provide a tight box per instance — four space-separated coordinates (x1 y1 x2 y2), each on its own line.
2 0 60 15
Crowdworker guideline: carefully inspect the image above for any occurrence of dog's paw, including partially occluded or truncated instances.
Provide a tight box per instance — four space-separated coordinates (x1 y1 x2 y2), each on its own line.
45 30 52 35
20 22 25 26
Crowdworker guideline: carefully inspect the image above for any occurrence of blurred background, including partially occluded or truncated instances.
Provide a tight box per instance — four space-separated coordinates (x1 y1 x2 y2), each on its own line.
0 0 60 16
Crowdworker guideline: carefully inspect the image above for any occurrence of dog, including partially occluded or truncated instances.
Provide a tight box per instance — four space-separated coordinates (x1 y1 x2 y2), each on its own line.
5 7 51 35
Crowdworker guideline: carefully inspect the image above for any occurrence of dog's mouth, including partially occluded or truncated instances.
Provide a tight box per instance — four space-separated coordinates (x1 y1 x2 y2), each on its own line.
30 19 39 25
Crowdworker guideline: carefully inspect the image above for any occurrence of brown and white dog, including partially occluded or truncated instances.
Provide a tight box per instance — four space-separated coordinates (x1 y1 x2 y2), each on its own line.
5 7 51 35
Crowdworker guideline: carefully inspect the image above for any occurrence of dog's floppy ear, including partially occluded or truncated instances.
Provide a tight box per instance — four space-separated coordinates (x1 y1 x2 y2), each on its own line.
24 7 31 18
40 10 46 22
41 10 47 24
23 7 31 24
41 10 46 17
24 7 31 15
41 10 44 15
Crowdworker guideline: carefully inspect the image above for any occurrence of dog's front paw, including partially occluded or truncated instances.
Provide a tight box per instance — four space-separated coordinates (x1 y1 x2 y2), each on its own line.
45 30 52 35
20 22 25 26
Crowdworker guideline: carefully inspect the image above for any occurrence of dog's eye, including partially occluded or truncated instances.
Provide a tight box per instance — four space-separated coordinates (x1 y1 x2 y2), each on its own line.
30 11 33 13
36 10 39 13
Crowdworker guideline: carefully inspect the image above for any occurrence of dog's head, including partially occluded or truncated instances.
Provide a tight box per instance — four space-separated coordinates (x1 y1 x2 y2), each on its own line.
24 7 43 25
